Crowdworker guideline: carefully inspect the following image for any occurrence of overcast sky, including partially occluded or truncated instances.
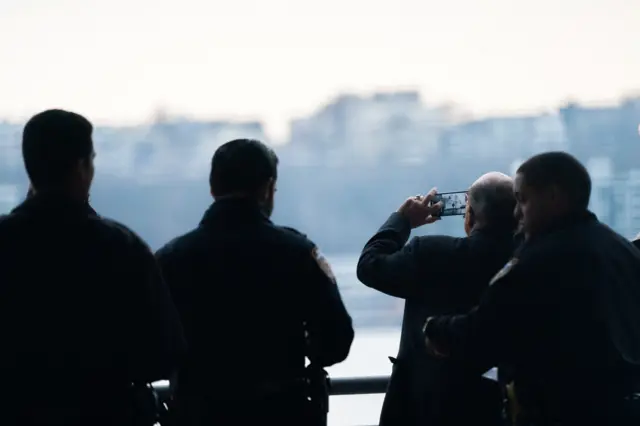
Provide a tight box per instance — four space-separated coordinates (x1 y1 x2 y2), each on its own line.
0 0 637 138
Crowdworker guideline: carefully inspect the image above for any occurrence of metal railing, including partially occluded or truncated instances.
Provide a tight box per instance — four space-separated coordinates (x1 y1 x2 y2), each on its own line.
154 375 389 425
154 375 390 401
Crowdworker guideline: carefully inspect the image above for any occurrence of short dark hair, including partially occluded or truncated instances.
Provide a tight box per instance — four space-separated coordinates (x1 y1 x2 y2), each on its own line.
209 139 279 196
22 109 94 189
517 151 591 210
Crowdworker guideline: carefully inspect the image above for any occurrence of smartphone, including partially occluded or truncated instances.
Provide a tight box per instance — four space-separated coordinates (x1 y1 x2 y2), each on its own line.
430 191 468 217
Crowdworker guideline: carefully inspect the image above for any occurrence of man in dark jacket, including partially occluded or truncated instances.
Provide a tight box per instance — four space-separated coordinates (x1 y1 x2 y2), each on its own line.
424 152 640 425
357 172 517 426
0 109 187 426
156 138 354 426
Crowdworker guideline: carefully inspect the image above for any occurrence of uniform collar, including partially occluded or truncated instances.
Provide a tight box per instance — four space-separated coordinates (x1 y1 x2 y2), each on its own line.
199 196 271 227
526 210 597 244
12 191 97 218
469 222 518 239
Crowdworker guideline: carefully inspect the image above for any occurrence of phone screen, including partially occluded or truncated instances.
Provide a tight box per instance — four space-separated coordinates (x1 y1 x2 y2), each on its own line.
430 191 468 217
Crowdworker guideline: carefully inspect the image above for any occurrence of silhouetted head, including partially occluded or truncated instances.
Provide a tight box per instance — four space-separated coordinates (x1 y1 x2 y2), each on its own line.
464 172 516 236
22 109 95 200
515 151 591 239
209 139 279 217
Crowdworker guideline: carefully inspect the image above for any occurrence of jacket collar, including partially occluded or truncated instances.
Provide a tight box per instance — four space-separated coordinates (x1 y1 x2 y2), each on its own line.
12 191 97 218
469 222 518 240
519 210 597 249
199 196 270 227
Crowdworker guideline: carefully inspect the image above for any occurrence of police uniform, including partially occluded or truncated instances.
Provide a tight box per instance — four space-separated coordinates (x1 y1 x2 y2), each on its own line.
424 211 640 426
0 192 187 426
155 197 354 426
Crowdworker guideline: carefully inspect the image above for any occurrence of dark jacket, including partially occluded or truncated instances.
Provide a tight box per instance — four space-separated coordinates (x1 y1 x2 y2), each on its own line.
357 212 516 426
155 198 354 425
425 212 640 425
0 193 186 425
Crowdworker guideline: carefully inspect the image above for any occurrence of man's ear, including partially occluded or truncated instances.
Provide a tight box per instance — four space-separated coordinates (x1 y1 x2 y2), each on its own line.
464 205 475 236
264 178 275 199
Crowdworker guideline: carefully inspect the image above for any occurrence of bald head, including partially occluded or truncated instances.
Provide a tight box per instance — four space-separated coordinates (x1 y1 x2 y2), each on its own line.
468 172 517 228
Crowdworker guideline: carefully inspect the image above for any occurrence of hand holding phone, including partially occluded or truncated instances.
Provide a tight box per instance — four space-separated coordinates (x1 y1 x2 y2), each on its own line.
397 188 443 228
429 191 468 217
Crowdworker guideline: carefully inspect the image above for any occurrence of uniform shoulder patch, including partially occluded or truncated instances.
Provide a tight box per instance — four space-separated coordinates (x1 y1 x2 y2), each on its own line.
489 258 519 286
312 246 336 282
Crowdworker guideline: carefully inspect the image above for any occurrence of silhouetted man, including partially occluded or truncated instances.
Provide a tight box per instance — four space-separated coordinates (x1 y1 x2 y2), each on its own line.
0 109 186 426
357 173 517 426
425 152 640 426
156 138 354 426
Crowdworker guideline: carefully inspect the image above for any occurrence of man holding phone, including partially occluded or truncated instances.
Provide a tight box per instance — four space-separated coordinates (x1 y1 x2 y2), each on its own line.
357 172 518 426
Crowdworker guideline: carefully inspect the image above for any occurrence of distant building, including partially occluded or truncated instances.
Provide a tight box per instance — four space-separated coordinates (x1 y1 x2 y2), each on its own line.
560 99 640 171
287 91 444 166
613 169 640 239
440 113 568 161
0 123 23 182
587 157 614 225
96 119 268 183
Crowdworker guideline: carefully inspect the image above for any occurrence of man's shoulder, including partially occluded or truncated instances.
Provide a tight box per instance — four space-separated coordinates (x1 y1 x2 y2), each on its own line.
0 210 35 236
89 215 153 255
0 213 14 237
155 228 202 260
278 226 338 281
275 225 316 250
526 222 600 260
412 233 470 253
509 231 583 277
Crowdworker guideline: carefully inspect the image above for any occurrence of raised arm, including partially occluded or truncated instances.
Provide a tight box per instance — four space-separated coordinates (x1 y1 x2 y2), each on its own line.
357 212 459 299
357 190 445 299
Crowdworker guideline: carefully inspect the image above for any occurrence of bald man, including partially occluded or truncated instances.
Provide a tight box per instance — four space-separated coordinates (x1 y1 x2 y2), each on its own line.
357 173 518 426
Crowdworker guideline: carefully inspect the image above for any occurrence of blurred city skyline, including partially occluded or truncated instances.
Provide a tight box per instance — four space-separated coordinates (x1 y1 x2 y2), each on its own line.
1 89 640 253
0 89 638 146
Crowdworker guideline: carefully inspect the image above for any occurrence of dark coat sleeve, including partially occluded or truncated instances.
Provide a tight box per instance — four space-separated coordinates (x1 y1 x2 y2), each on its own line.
423 248 580 371
357 212 463 299
301 242 355 367
126 238 187 383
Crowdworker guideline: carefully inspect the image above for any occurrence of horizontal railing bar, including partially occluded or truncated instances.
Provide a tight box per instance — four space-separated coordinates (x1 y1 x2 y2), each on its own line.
154 375 389 401
330 375 389 396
